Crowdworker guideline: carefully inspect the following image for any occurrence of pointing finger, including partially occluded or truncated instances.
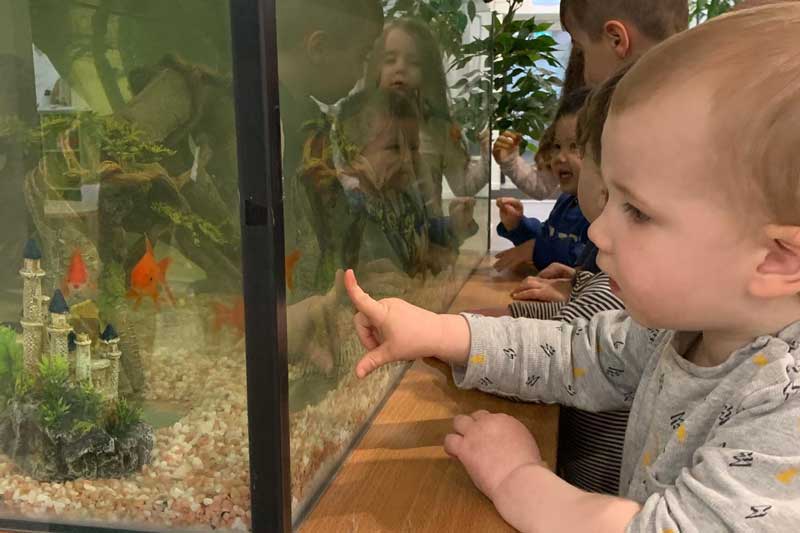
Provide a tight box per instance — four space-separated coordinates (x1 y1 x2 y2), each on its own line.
345 269 386 324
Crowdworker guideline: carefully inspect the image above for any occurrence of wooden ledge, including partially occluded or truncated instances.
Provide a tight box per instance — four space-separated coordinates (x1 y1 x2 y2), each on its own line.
300 259 560 532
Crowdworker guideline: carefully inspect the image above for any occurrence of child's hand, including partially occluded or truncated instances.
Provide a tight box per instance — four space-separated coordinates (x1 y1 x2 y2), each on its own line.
496 197 524 232
444 410 543 500
345 270 470 377
492 131 522 165
493 240 535 273
449 197 478 239
537 262 576 280
479 128 491 160
511 276 572 302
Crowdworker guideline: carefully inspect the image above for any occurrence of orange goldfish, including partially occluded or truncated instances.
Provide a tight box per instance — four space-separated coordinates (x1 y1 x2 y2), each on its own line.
125 237 175 310
285 250 302 292
212 296 245 337
61 249 92 296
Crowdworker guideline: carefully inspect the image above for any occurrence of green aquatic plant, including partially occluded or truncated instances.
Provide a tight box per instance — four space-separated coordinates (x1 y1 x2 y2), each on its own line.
151 202 228 246
38 397 71 431
104 397 143 439
26 355 105 433
14 373 33 399
0 326 23 401
97 116 176 164
72 420 98 436
26 112 175 166
36 355 70 400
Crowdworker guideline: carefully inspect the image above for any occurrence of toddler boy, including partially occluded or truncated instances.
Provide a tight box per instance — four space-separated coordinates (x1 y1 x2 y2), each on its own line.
346 6 800 531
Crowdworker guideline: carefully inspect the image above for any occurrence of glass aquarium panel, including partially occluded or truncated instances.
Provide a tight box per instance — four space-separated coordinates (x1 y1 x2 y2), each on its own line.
276 0 492 522
0 1 252 530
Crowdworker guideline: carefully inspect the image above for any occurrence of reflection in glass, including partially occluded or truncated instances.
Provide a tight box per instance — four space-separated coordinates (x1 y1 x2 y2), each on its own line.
277 0 492 522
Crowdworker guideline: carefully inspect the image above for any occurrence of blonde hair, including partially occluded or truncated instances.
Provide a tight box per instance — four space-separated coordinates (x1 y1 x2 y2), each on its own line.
610 4 800 225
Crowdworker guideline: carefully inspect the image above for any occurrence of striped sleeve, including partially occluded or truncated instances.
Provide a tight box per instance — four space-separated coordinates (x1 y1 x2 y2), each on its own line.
554 272 624 323
509 300 566 320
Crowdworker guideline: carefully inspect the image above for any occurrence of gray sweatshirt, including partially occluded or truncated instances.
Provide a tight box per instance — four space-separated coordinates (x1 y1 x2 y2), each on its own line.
454 311 800 532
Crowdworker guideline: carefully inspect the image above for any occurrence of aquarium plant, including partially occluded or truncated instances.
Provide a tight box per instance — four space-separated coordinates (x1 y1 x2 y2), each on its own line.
0 325 24 402
104 396 144 439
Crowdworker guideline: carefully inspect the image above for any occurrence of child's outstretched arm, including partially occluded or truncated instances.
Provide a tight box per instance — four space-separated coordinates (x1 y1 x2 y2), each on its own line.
453 311 654 411
345 269 471 377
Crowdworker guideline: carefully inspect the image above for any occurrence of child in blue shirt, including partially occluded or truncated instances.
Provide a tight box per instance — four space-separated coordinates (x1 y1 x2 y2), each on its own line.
494 88 591 273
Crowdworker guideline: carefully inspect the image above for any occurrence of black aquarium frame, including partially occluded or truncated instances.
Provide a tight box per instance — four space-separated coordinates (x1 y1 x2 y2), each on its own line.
0 0 291 532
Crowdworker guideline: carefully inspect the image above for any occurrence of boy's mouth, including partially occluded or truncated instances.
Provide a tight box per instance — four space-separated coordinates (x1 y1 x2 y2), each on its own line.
390 80 408 90
558 170 574 181
608 277 621 293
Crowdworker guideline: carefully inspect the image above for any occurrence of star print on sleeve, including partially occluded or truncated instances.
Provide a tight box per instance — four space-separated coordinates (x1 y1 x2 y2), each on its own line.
776 467 798 485
784 364 800 400
718 404 734 426
503 348 516 360
670 411 686 430
623 391 635 403
606 366 624 378
540 343 556 358
525 375 541 387
478 377 493 387
745 505 772 519
470 354 486 365
729 451 754 468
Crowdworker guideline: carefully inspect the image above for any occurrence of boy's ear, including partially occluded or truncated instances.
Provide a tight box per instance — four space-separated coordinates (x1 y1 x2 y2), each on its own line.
304 30 330 66
603 20 632 60
749 225 800 298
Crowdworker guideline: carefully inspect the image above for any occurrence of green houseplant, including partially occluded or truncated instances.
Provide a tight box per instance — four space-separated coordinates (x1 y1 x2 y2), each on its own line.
690 0 740 24
384 0 563 150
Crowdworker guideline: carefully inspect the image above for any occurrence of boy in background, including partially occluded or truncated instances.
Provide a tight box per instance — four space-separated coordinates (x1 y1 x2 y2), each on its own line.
492 0 689 273
276 0 384 302
494 89 591 274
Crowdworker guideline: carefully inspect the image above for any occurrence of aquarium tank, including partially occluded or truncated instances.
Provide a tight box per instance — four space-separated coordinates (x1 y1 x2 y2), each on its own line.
0 0 491 531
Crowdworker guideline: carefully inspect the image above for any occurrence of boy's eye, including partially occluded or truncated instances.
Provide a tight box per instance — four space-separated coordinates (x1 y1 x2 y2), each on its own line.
569 143 578 152
622 202 651 224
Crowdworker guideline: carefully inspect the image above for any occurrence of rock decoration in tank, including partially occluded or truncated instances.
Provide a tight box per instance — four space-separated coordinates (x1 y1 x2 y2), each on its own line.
0 240 154 481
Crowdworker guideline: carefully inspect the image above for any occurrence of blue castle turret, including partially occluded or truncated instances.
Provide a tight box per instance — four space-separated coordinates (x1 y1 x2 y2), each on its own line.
100 324 119 342
48 289 70 315
23 239 42 260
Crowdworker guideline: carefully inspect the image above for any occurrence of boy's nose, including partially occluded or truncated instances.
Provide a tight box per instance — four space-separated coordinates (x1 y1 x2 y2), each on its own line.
588 208 612 254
